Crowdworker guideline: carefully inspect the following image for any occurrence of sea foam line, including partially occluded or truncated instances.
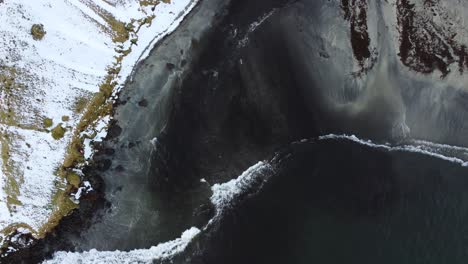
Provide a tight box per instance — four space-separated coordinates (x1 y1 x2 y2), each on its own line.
209 161 274 222
43 227 200 264
319 134 468 167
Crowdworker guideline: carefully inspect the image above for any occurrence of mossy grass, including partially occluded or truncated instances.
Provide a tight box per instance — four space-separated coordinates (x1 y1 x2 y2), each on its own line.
86 3 131 43
0 66 49 131
139 0 159 6
61 9 158 173
31 24 46 40
107 18 130 43
43 118 53 128
73 96 89 114
0 132 23 214
63 135 85 168
37 183 79 238
139 0 171 6
51 124 66 140
0 66 22 126
66 172 81 188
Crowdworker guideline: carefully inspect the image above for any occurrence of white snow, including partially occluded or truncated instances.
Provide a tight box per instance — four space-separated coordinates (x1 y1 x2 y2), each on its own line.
0 0 199 243
72 179 93 201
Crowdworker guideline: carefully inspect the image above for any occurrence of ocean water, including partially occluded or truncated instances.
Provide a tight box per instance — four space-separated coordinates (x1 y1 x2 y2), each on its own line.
175 137 468 264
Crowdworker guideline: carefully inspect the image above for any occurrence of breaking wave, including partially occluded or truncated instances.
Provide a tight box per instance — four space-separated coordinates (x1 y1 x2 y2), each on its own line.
43 132 468 263
319 134 468 167
44 228 200 264
44 162 274 263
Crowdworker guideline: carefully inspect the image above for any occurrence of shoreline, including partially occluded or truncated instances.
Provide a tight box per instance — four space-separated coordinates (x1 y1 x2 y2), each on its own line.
0 0 227 262
0 0 206 262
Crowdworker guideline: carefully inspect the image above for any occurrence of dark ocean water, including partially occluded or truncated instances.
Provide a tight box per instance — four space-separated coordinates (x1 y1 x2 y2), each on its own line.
173 138 468 264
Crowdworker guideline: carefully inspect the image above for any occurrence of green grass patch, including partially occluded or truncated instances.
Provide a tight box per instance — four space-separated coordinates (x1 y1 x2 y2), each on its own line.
66 172 81 189
0 132 24 215
31 24 46 41
43 118 53 128
37 184 78 238
51 124 66 140
85 3 132 43
66 172 81 188
139 0 171 8
73 97 89 114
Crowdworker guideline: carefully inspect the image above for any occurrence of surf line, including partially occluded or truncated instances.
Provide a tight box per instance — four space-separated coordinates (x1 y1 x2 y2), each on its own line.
319 134 468 167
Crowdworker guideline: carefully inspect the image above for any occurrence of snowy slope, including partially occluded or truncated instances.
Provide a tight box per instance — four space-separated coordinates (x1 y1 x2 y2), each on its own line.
0 0 198 247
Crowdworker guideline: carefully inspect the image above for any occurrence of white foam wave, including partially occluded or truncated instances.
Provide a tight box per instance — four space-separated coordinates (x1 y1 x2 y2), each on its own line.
43 227 200 264
412 140 468 153
319 134 468 167
238 9 276 48
45 161 273 263
210 161 273 218
43 133 468 263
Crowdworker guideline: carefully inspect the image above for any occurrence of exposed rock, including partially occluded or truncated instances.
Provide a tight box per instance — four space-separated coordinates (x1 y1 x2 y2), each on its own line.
138 99 148 107
397 0 455 76
340 0 377 74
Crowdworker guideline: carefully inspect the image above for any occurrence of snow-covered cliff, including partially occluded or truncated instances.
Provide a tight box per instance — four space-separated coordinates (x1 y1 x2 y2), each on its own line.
0 0 198 249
